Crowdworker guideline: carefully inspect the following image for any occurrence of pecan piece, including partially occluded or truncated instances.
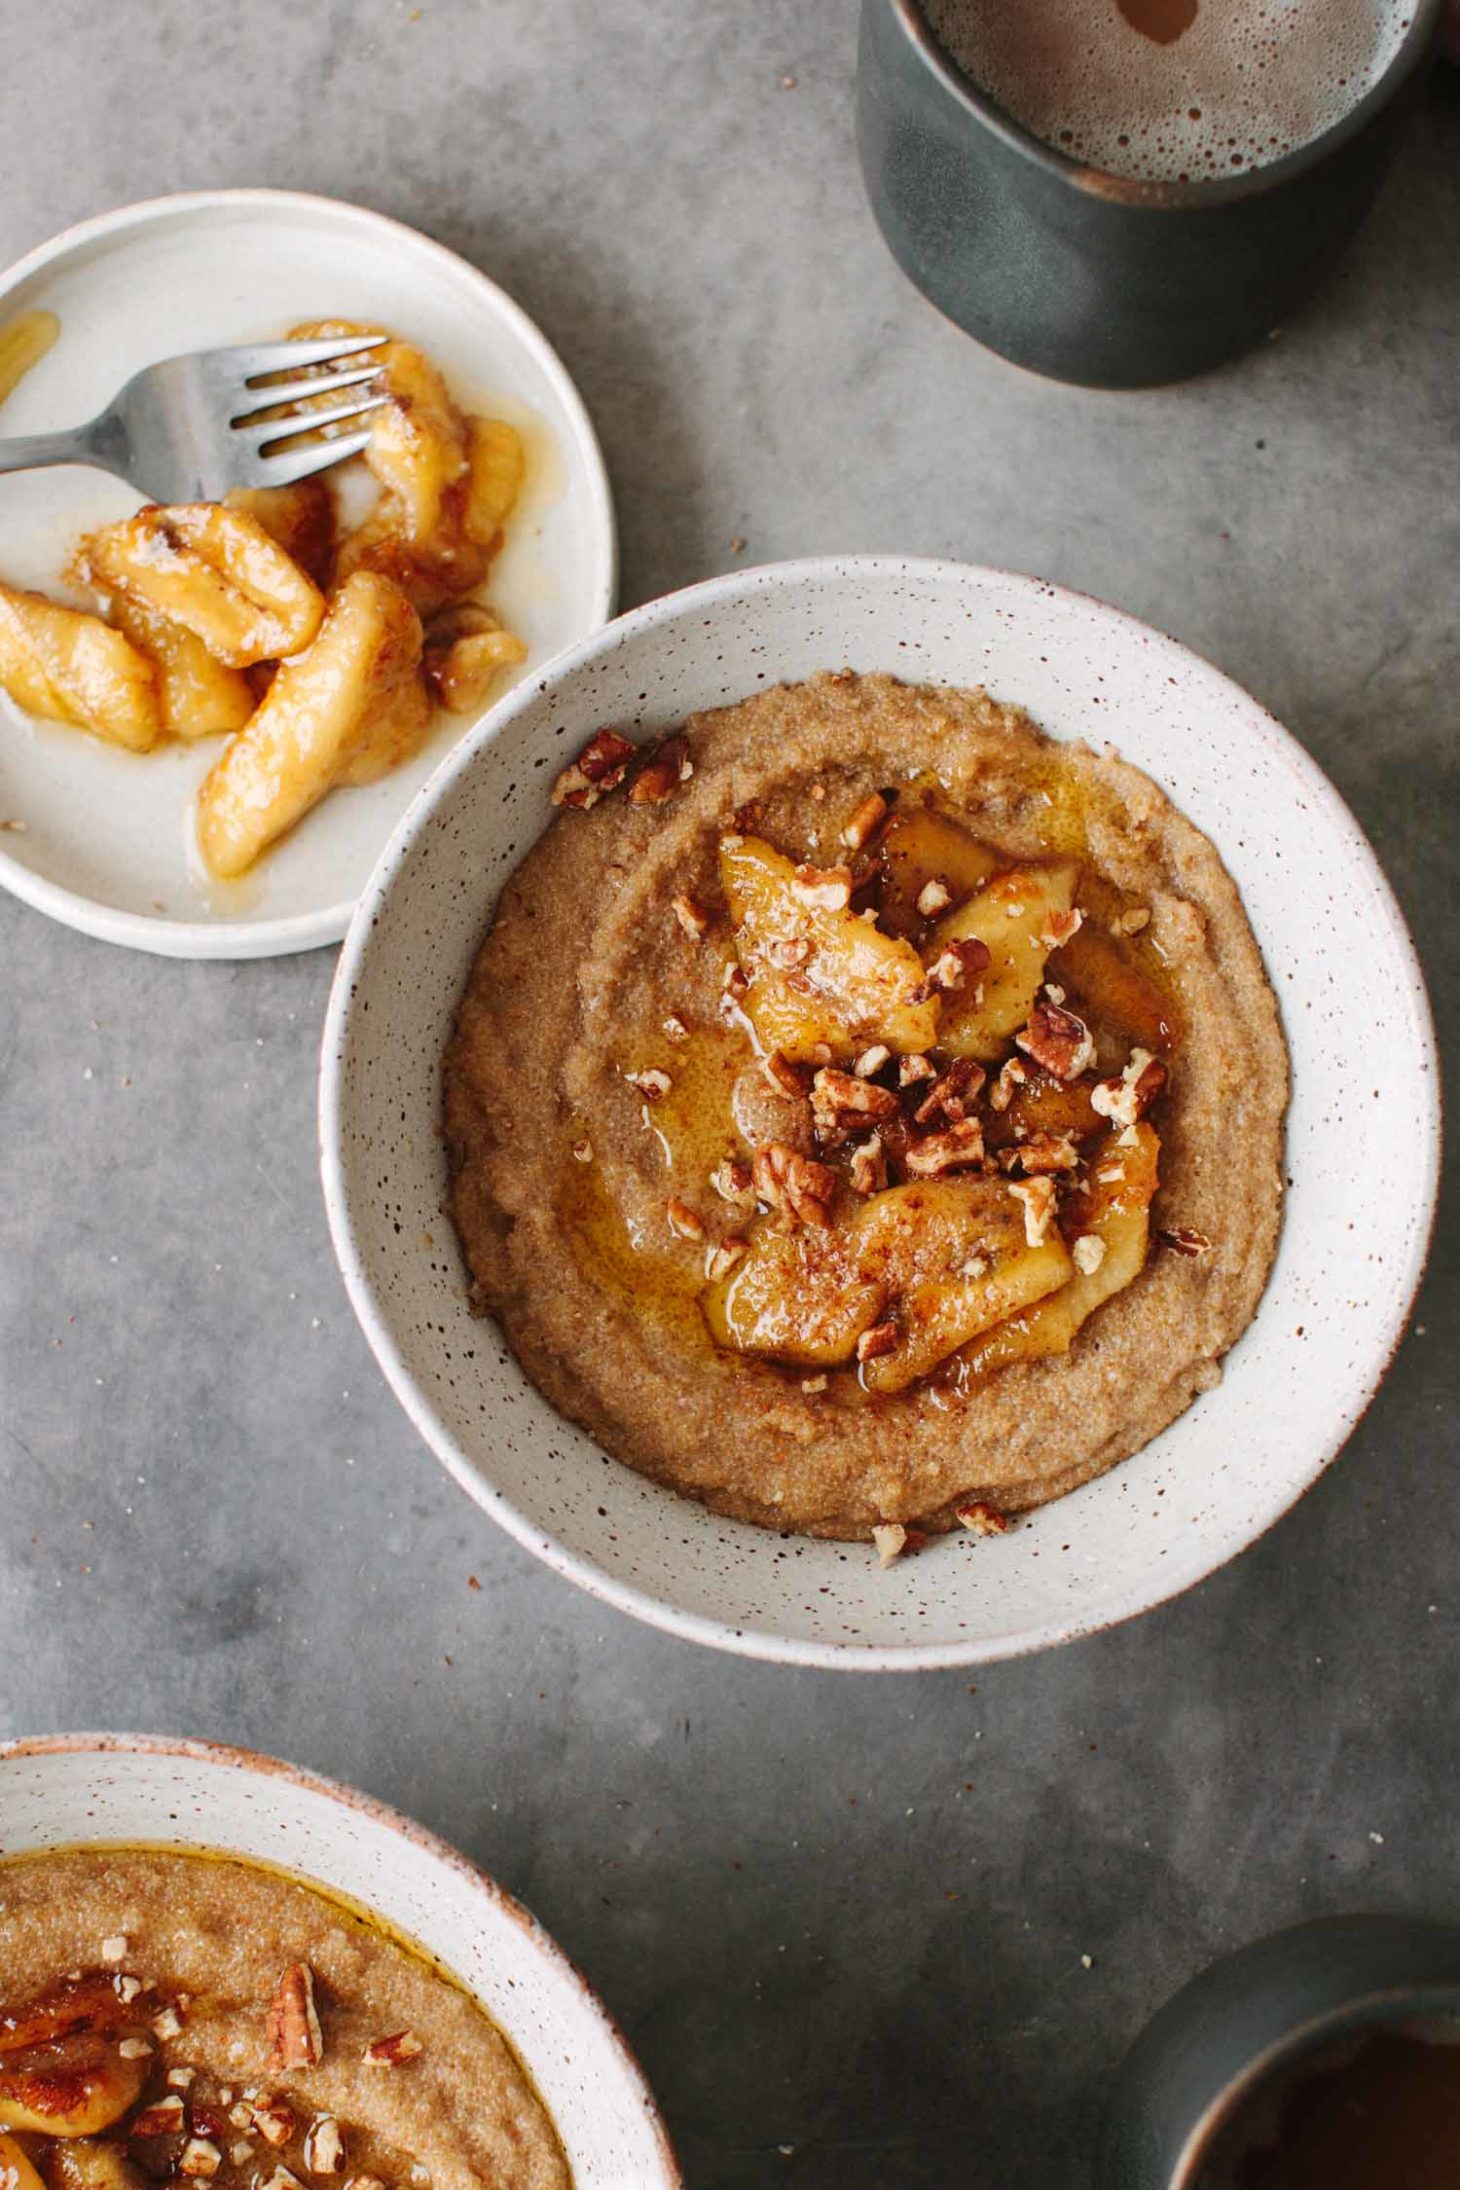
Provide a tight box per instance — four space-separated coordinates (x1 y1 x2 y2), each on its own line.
550 728 636 809
665 1199 705 1241
898 1053 935 1087
852 1043 891 1079
265 1963 322 2073
705 1236 750 1282
856 1321 899 1364
132 2096 187 2136
251 2099 296 2148
752 1144 837 1230
810 1067 899 1141
791 861 853 912
1015 997 1096 1081
1155 1226 1211 1258
761 1050 811 1098
180 2142 222 2179
628 732 693 804
625 1066 672 1102
904 1118 986 1176
710 1157 755 1205
1072 1234 1107 1275
1001 1131 1078 1176
303 2119 345 2174
848 1134 889 1197
840 792 889 853
911 1056 986 1127
1091 1048 1166 1126
670 892 710 941
1008 1175 1058 1246
956 1501 1009 1538
988 1057 1027 1113
920 936 992 996
1039 905 1084 949
362 2030 423 2068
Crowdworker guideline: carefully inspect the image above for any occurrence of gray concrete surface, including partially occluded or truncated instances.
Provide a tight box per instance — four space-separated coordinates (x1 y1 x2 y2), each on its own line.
1 7 1456 2185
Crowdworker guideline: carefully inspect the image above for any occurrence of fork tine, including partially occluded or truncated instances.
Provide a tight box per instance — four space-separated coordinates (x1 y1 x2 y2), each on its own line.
251 425 379 487
236 392 391 449
232 363 384 423
227 333 389 384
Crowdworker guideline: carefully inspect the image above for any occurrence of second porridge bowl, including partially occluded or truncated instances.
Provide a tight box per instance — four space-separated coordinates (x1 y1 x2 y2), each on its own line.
320 557 1437 1669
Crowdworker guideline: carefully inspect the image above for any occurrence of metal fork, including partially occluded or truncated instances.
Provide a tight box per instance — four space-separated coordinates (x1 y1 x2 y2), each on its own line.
0 332 390 503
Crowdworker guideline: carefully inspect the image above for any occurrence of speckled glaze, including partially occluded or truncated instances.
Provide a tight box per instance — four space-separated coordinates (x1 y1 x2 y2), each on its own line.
0 1734 680 2190
318 558 1440 1671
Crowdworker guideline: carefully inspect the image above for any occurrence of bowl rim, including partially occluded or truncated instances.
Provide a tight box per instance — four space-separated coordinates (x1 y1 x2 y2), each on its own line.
0 185 618 960
319 552 1442 1672
0 1729 683 2188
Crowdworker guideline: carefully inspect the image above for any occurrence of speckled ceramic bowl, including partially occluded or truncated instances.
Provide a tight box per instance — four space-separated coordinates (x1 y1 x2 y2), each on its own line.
0 1734 679 2188
319 557 1439 1670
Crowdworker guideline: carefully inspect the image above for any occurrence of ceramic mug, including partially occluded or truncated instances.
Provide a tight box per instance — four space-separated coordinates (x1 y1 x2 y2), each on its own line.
1096 1913 1460 2186
857 0 1444 388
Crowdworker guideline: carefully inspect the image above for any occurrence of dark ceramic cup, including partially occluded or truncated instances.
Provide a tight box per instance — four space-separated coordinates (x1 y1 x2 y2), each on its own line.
1096 1914 1460 2187
857 0 1443 388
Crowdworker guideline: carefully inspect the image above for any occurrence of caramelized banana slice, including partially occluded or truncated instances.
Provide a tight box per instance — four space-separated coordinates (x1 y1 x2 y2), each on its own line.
0 1977 149 2138
929 860 1080 1060
82 504 324 668
46 2141 146 2190
287 320 469 543
226 480 335 592
422 603 526 715
703 1226 883 1368
338 669 432 788
877 803 1000 937
108 593 253 740
0 584 160 750
195 572 423 878
460 417 524 550
961 1122 1159 1383
722 835 939 1063
0 2131 46 2190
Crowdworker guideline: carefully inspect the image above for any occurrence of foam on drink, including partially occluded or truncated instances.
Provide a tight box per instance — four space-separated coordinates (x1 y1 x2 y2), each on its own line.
921 0 1413 183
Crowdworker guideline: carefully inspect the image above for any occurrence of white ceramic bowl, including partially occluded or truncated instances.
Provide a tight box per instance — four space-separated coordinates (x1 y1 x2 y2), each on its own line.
0 190 615 958
0 1733 679 2189
319 557 1439 1670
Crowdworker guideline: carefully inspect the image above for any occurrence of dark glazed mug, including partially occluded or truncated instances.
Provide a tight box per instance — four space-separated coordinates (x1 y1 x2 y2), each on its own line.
1096 1914 1460 2187
857 0 1443 387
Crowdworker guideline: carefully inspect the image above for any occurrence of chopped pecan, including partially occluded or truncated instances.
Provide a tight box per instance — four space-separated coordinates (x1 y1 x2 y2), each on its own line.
766 935 811 970
988 1057 1027 1113
856 1321 899 1364
800 1374 828 1394
265 1963 322 2073
101 1935 128 1962
904 1118 986 1176
753 1144 837 1230
917 878 952 919
1114 905 1151 936
303 2119 345 2174
666 1199 705 1241
190 2110 228 2143
848 1134 889 1197
1039 905 1084 950
113 1973 143 2004
721 960 750 1001
362 2031 423 2068
898 1053 935 1087
1008 1175 1058 1246
872 1522 907 1567
628 732 693 804
840 792 889 853
791 861 853 912
1091 1048 1166 1126
705 1236 749 1282
762 1050 811 1098
670 892 710 941
132 2097 187 2136
956 1501 1009 1538
1002 1131 1078 1176
252 2100 295 2148
1072 1234 1107 1275
152 2005 185 2041
180 2142 222 2179
1015 997 1096 1081
920 937 992 996
1155 1226 1211 1258
710 1157 755 1204
625 1066 672 1102
662 1013 690 1043
811 1067 899 1140
852 1043 891 1079
550 728 636 809
912 1056 986 1127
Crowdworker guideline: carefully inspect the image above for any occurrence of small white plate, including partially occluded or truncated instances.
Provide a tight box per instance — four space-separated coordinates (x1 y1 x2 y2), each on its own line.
0 191 616 958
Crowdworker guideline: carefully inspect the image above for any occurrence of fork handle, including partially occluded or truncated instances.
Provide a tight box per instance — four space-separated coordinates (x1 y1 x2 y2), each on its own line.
0 424 123 480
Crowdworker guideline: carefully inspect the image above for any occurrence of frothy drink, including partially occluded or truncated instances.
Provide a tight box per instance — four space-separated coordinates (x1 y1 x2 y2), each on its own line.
921 0 1413 182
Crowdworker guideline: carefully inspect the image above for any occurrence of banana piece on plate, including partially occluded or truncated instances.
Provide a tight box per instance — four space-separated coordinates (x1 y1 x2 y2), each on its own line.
108 592 253 740
195 570 423 878
81 503 324 668
422 603 526 715
0 582 161 750
225 479 336 593
287 319 468 544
